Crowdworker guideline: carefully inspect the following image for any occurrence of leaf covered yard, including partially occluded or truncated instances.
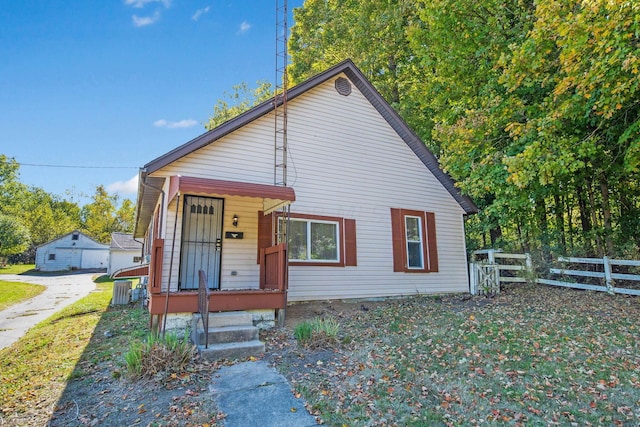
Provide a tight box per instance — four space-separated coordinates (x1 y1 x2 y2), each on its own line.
266 285 640 426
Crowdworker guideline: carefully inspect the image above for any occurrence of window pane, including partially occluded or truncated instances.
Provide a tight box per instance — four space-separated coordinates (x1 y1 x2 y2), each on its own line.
288 220 308 260
311 222 338 260
405 216 424 269
406 217 420 241
407 242 423 268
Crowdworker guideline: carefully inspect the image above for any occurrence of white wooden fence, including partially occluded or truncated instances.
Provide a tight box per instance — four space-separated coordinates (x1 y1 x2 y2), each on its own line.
539 256 640 296
469 250 533 295
469 250 640 296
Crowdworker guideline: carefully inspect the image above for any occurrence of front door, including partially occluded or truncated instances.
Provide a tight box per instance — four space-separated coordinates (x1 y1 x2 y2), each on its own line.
179 195 223 290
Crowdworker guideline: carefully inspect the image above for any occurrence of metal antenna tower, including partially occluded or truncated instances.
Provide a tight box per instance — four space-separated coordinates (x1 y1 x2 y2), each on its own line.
273 0 289 245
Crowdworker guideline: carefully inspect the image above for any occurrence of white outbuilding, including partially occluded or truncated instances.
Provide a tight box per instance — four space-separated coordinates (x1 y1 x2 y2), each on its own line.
35 230 109 272
108 232 143 276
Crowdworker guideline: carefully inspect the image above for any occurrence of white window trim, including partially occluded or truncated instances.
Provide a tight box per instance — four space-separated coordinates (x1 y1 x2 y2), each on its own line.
282 218 341 263
405 215 425 270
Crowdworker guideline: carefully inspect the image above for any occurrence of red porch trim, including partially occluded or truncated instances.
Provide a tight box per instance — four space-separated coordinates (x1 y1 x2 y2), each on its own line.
148 289 286 314
149 239 164 291
168 175 295 206
111 265 149 279
259 243 288 290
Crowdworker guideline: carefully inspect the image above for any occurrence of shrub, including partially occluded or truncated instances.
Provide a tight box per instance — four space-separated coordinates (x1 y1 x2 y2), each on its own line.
294 316 340 348
124 331 195 379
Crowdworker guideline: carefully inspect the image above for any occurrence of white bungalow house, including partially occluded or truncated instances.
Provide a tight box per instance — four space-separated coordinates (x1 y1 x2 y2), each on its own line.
108 232 143 276
35 230 109 272
128 60 477 329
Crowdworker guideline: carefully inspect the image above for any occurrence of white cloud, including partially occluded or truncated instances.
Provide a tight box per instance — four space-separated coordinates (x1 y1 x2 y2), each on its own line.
154 118 198 129
126 0 170 27
107 175 139 195
192 6 210 21
132 10 160 27
238 21 251 34
125 0 171 9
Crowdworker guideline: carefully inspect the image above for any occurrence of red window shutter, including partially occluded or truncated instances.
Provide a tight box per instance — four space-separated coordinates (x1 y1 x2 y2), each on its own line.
425 212 439 272
390 208 404 272
344 219 357 266
257 211 272 264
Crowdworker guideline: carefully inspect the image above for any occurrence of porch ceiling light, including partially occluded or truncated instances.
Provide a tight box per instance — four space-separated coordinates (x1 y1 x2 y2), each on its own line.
232 214 239 227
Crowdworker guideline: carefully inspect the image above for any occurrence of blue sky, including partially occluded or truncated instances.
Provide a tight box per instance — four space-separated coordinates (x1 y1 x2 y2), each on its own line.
1 0 303 205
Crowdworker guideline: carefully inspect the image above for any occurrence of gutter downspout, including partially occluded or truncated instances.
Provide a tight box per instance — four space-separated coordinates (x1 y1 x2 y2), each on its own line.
138 169 165 240
138 169 167 329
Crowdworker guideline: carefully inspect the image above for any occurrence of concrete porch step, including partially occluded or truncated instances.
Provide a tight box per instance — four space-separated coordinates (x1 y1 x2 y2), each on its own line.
192 311 266 361
198 340 265 361
195 311 253 329
195 324 259 345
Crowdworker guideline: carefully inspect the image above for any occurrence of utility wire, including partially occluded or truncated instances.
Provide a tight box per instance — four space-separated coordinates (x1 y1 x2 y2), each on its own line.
18 162 139 169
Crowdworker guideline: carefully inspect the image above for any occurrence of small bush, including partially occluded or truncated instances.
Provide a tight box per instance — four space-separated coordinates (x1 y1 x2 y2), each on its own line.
124 331 195 379
294 317 340 348
294 321 313 342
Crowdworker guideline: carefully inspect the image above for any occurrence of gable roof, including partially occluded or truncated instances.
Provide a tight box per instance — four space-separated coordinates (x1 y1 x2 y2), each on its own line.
141 59 477 215
110 232 143 251
36 230 108 249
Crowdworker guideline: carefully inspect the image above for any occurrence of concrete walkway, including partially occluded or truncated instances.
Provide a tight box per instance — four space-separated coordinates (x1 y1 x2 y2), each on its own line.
210 360 319 427
0 272 97 350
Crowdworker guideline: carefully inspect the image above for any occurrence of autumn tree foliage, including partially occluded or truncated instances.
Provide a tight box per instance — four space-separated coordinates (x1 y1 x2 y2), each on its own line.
0 156 136 261
287 0 640 258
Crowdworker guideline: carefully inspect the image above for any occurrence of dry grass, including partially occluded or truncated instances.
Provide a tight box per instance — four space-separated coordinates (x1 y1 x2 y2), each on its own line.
270 285 640 426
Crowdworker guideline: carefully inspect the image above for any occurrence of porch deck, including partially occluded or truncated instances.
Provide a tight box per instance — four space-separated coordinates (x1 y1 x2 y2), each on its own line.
147 288 286 315
149 243 288 316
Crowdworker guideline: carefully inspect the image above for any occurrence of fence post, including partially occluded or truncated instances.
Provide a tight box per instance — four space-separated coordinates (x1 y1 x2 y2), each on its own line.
603 256 614 294
525 253 533 283
469 263 477 295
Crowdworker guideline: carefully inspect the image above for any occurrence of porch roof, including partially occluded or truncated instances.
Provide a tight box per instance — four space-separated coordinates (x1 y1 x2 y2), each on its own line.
167 176 295 215
111 264 149 279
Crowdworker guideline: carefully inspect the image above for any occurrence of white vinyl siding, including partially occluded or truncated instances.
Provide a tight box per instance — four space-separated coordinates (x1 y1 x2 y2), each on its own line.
108 249 142 275
159 192 264 292
151 72 469 299
35 232 109 272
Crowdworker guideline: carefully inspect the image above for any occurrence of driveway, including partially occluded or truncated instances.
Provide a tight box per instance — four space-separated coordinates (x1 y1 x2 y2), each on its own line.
0 272 97 350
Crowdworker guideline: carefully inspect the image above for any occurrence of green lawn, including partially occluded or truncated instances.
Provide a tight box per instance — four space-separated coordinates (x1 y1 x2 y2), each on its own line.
282 284 640 426
0 264 36 275
0 280 45 311
0 276 148 425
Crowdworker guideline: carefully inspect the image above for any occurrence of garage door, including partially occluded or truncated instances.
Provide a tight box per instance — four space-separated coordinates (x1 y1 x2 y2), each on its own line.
81 250 109 269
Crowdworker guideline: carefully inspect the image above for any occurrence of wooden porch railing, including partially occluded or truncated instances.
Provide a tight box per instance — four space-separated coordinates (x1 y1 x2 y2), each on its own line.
198 270 210 348
260 243 288 291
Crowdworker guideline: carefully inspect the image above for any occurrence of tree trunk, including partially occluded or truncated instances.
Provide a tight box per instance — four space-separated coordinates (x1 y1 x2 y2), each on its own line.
600 174 614 256
535 194 550 260
566 194 574 254
489 224 502 246
554 192 566 253
587 182 603 257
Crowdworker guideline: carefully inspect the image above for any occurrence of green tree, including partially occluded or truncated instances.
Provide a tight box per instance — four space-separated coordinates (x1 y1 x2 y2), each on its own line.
115 198 136 233
498 0 640 255
0 213 31 263
406 0 536 252
81 185 119 243
81 186 135 243
205 81 273 130
288 0 430 136
20 187 82 248
0 155 29 215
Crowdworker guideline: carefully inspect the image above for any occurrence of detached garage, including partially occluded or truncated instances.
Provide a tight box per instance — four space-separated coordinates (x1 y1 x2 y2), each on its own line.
35 230 109 272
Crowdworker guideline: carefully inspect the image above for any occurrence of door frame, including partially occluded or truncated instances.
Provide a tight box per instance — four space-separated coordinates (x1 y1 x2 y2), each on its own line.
178 195 224 291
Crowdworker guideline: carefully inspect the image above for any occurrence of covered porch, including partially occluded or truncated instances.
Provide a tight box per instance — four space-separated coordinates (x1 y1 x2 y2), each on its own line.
134 173 295 325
